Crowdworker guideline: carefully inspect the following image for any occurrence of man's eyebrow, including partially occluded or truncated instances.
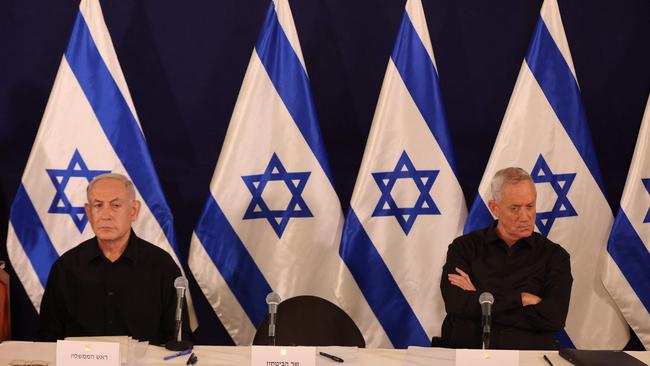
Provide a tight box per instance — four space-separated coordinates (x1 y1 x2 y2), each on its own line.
90 197 123 203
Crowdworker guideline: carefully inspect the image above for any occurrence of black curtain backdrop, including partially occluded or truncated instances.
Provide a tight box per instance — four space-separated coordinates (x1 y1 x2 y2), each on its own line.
1 0 648 346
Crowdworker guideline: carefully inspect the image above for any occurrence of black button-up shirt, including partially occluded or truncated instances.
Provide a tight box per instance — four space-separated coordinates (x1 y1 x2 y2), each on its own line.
440 221 572 349
38 231 183 345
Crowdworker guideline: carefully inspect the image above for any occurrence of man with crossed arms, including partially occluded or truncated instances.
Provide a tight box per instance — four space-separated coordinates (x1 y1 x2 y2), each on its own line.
440 167 572 349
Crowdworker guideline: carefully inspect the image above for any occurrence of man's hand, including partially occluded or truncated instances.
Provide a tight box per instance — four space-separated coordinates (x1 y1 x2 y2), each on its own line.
448 267 476 291
521 292 542 306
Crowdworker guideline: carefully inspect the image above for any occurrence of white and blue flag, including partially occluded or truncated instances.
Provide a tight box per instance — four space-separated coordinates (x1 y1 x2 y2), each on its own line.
603 94 650 350
339 0 467 348
187 0 369 345
6 0 196 328
464 0 628 349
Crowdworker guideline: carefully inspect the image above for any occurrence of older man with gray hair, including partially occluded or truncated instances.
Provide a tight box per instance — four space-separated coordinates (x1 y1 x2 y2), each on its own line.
38 173 186 344
439 167 572 349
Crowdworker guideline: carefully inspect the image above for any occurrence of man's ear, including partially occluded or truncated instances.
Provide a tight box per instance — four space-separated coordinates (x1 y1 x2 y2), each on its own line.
487 199 499 218
130 200 141 222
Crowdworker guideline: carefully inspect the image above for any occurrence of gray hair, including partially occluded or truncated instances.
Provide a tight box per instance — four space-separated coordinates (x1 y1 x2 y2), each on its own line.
86 173 136 202
490 167 533 202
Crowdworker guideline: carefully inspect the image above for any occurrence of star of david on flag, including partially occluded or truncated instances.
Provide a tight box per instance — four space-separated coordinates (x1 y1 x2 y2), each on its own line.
603 94 650 349
242 153 312 237
6 0 197 329
530 154 577 236
188 0 363 345
46 149 110 233
464 0 628 349
339 0 467 348
371 151 440 235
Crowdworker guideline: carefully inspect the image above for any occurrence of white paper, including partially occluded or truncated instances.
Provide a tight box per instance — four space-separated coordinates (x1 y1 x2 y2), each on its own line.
251 346 316 366
405 346 455 366
56 340 120 366
455 349 519 366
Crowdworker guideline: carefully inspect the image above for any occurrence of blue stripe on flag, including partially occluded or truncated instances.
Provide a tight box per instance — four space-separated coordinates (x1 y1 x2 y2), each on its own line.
607 211 650 311
556 329 576 348
194 195 272 326
64 12 178 257
254 3 336 187
525 18 607 197
340 209 429 348
391 12 458 176
9 184 60 288
463 196 493 234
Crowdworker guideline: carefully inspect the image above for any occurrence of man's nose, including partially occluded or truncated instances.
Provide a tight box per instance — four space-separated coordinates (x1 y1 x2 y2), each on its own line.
98 208 112 219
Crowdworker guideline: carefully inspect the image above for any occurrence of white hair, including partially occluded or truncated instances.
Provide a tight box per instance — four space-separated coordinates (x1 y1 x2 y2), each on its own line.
490 167 533 202
86 173 136 201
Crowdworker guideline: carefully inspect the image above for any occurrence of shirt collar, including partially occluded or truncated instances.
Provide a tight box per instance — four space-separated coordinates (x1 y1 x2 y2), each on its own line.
81 229 139 264
487 220 537 248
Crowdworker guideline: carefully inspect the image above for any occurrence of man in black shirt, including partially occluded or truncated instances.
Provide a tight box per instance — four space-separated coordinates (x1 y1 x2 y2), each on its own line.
38 173 184 344
440 167 572 350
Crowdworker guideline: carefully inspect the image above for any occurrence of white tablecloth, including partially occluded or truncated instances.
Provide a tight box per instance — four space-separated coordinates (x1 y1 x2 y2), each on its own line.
0 341 648 366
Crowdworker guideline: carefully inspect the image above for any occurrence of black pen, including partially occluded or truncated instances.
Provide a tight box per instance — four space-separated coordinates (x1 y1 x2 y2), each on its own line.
319 352 344 363
543 354 554 366
186 352 198 365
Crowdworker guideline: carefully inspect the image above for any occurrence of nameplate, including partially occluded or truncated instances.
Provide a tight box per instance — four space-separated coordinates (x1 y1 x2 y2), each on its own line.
56 340 120 366
455 349 519 366
251 346 316 366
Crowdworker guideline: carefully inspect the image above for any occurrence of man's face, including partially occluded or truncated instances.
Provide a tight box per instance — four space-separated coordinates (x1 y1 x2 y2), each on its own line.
488 179 537 244
85 178 140 245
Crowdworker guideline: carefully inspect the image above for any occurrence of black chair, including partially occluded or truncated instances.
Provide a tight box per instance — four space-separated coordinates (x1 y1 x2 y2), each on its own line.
252 295 365 348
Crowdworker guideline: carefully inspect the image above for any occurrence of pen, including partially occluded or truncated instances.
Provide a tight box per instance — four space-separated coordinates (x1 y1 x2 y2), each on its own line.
163 348 192 361
543 354 554 366
319 352 344 363
186 352 198 365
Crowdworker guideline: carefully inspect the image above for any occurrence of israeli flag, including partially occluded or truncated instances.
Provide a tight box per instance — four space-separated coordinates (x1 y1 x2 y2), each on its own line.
6 0 196 329
187 0 367 345
339 0 467 348
602 94 650 350
464 0 628 349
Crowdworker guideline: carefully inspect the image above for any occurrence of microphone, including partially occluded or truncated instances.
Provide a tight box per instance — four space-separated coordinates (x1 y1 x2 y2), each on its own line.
479 292 494 349
266 292 281 346
174 277 188 327
165 276 193 351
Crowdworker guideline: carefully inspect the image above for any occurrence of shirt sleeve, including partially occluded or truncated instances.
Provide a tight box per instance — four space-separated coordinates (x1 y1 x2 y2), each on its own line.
440 239 482 320
494 245 573 332
38 261 65 341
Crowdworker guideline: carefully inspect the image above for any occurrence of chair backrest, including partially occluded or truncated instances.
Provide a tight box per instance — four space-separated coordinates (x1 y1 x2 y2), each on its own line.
252 295 365 348
0 261 10 341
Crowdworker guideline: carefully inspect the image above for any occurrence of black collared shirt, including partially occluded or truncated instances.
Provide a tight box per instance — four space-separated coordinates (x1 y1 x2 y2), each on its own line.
38 231 182 344
440 221 572 350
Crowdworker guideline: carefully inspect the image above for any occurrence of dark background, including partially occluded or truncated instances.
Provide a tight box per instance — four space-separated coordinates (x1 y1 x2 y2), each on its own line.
1 0 648 347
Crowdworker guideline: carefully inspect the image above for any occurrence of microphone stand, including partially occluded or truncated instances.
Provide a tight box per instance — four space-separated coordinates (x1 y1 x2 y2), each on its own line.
479 292 493 350
482 320 490 350
266 292 281 346
166 278 193 351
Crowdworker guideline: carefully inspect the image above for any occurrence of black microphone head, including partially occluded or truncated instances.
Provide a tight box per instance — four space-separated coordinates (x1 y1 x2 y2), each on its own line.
174 276 188 290
479 292 494 305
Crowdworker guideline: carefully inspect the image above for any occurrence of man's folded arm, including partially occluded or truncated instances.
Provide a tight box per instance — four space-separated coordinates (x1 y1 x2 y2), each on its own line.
441 241 481 319
494 246 572 331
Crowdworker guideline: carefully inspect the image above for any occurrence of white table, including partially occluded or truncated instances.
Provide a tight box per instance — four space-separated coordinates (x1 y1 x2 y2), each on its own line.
0 341 648 366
